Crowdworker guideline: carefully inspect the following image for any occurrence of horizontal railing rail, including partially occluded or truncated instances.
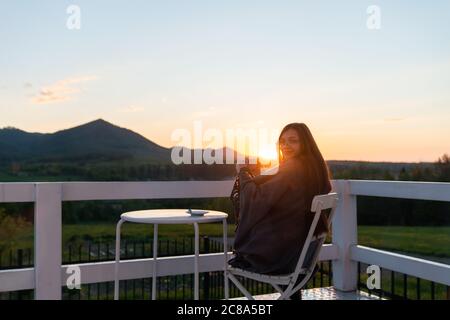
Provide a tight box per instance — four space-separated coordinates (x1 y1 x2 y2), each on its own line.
348 180 450 202
0 181 235 203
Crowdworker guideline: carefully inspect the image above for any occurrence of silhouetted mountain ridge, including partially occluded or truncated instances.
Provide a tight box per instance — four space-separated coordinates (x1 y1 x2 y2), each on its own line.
0 119 171 162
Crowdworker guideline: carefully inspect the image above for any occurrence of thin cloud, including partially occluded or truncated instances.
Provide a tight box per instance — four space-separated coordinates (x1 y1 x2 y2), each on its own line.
30 76 97 105
117 105 145 113
234 119 266 127
191 107 218 118
384 117 407 122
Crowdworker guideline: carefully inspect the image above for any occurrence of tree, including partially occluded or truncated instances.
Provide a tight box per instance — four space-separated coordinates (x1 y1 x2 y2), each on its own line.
382 170 395 180
0 208 32 251
436 153 450 181
398 167 410 181
410 166 424 181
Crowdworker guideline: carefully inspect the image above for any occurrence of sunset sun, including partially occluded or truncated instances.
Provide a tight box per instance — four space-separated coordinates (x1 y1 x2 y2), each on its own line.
258 145 278 162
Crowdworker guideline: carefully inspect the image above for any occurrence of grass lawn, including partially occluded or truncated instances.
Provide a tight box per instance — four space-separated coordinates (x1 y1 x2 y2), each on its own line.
357 226 450 258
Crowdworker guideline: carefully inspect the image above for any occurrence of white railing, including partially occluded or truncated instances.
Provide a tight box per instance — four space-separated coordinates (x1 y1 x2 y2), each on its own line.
0 180 449 299
341 180 450 289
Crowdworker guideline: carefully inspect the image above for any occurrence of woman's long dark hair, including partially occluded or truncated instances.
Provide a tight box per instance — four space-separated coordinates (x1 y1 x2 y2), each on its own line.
278 123 332 234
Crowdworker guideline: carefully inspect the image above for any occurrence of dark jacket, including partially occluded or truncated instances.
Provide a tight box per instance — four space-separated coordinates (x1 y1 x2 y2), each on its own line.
230 158 330 275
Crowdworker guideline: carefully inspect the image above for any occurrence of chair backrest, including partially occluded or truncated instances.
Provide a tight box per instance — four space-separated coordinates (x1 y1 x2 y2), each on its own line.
292 192 339 278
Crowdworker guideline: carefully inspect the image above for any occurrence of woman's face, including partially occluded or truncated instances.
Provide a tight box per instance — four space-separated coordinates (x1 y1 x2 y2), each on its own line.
279 128 301 160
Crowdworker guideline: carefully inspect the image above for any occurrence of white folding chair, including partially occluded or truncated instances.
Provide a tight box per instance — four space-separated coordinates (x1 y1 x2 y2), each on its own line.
225 192 339 300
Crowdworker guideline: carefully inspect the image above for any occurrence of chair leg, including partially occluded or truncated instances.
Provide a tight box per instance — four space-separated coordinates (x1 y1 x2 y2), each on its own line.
278 287 293 300
227 273 255 300
286 276 310 300
271 283 285 294
285 265 320 300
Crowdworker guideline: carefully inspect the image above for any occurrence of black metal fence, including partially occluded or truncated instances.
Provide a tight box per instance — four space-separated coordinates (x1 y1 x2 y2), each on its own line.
0 237 333 300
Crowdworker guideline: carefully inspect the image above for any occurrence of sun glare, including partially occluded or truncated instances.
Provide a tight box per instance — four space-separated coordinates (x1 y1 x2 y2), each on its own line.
258 145 278 162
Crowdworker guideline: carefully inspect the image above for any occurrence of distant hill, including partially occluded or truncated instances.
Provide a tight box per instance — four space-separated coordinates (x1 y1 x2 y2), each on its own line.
0 120 246 165
0 119 171 163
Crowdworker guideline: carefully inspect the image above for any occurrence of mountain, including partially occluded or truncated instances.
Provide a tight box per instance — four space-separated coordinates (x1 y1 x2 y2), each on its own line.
0 119 171 163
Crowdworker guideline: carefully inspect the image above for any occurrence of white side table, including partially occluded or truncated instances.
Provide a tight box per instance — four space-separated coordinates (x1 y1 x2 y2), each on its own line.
113 209 229 300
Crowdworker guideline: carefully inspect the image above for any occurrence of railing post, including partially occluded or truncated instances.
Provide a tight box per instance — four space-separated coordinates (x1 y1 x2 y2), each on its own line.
34 183 62 300
332 180 358 291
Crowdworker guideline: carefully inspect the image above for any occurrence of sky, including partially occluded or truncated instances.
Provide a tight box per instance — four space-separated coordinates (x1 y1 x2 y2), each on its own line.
0 0 449 162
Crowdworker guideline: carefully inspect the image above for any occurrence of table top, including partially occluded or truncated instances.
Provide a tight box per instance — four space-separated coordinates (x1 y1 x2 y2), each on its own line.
120 209 228 224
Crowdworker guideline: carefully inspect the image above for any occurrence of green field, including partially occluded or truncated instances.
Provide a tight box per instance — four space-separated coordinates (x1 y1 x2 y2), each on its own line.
357 226 450 258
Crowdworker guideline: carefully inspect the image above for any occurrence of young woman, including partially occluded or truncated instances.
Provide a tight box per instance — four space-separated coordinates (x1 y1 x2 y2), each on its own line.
229 123 332 275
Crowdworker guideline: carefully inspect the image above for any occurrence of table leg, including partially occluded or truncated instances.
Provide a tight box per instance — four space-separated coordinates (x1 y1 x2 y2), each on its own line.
114 219 125 300
223 218 229 299
152 224 158 300
193 222 199 300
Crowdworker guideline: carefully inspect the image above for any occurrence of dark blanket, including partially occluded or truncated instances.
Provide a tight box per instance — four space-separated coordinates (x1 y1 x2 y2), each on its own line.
230 159 330 275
